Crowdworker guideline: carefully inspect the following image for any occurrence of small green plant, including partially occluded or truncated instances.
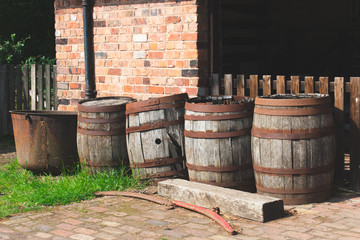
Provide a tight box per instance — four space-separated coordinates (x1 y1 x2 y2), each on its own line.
0 34 29 64
0 160 147 219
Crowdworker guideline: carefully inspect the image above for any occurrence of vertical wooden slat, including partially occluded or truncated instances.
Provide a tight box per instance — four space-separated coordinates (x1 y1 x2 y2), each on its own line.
319 76 329 94
334 77 345 185
38 65 44 110
211 73 219 95
262 75 271 96
0 65 9 136
250 75 258 98
276 75 285 94
31 64 37 110
22 65 29 110
45 65 51 110
291 76 300 94
236 74 245 96
15 65 22 110
350 77 360 191
53 65 58 110
305 76 314 93
224 74 232 95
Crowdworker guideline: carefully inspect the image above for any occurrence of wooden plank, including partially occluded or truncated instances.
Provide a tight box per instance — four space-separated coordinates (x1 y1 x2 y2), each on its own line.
224 74 232 95
53 65 58 110
31 64 37 110
276 75 285 94
0 65 9 136
262 75 271 96
45 65 51 110
305 76 314 94
15 65 22 110
236 74 245 96
37 65 44 110
250 75 258 98
319 77 329 94
290 76 300 94
22 65 29 110
334 77 345 185
350 77 360 191
211 74 219 96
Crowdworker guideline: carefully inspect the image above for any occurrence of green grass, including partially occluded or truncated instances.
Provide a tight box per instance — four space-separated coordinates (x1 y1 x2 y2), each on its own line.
0 160 146 219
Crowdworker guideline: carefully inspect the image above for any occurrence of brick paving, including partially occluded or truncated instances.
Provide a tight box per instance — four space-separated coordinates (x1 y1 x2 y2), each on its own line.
1 189 360 239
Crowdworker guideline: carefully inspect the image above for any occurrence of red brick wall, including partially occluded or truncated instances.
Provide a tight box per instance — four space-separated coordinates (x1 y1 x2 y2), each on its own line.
54 0 209 111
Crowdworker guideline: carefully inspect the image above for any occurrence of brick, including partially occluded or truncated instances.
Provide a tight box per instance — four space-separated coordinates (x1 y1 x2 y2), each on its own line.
133 34 147 42
148 86 164 94
133 51 146 59
149 52 164 59
57 82 69 90
50 229 74 237
165 16 181 24
181 69 198 77
108 68 121 75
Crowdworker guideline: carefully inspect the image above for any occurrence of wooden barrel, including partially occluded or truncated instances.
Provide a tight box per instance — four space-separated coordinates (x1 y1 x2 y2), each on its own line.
126 93 188 181
251 94 335 204
184 96 255 192
77 97 135 172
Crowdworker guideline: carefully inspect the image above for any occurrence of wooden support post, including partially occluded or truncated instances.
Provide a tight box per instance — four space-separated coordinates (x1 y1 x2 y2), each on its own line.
305 76 314 93
350 77 360 191
319 77 329 94
334 77 345 185
22 65 29 110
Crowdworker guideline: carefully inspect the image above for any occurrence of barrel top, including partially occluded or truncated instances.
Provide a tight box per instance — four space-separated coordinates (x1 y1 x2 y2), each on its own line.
78 97 135 113
255 94 330 106
185 95 254 113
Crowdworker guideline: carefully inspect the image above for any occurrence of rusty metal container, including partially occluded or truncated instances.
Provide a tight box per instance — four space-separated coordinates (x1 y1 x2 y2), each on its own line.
10 110 78 174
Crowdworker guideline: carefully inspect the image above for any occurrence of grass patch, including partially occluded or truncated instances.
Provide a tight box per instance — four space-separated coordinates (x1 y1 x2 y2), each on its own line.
0 160 146 219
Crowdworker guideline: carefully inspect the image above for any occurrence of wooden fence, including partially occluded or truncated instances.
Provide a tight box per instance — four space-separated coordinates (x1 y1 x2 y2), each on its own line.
0 64 58 136
210 73 360 190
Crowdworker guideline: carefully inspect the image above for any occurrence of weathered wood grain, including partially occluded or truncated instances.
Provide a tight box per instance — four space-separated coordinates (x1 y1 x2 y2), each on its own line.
350 77 360 191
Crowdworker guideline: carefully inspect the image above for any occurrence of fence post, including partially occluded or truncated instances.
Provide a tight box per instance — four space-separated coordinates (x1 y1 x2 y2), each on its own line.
22 65 29 110
350 77 360 191
15 65 22 110
276 75 285 94
236 74 245 96
291 76 300 94
262 75 271 96
250 75 258 98
211 74 219 96
37 65 44 110
305 76 314 93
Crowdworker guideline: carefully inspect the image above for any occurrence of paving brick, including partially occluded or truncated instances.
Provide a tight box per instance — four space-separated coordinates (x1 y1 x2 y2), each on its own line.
101 227 125 235
33 232 53 239
33 224 54 232
100 221 120 227
162 229 189 238
73 228 98 235
281 231 312 240
69 234 95 240
145 219 168 226
50 229 74 237
62 218 83 225
87 207 109 213
118 225 142 233
56 223 76 231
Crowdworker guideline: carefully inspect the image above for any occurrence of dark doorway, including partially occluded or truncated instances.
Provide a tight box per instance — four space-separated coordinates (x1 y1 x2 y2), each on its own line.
210 0 360 77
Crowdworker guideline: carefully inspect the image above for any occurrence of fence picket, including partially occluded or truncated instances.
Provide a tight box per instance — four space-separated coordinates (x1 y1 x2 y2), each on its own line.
15 65 22 110
334 77 345 185
30 64 37 110
320 76 329 94
263 75 271 96
250 75 258 98
224 74 232 95
276 75 285 94
38 65 44 110
45 65 51 110
305 76 314 93
350 77 360 191
291 76 300 94
236 74 245 96
22 65 29 110
8 65 15 111
211 73 219 95
53 65 58 110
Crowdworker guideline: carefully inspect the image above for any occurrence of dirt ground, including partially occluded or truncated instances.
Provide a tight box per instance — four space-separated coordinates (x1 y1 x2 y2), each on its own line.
0 136 16 166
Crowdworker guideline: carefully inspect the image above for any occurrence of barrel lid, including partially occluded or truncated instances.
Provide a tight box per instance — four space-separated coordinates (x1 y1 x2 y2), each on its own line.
78 97 135 113
185 95 254 113
255 93 330 106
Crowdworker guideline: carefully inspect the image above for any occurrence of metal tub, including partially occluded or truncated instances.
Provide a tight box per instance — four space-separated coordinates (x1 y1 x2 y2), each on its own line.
10 110 78 174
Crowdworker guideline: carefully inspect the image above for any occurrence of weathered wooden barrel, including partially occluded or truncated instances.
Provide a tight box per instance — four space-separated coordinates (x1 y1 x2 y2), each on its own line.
77 96 135 172
126 93 189 181
251 94 335 204
184 96 255 192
